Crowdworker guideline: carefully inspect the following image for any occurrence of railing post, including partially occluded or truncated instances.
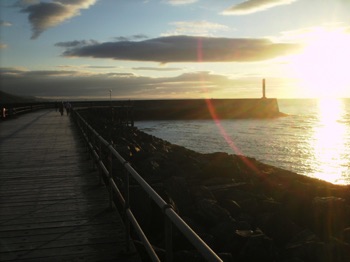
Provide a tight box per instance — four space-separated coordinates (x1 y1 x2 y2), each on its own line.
98 140 102 185
85 124 90 158
72 110 223 262
165 215 173 262
108 148 113 209
91 134 96 170
124 166 131 251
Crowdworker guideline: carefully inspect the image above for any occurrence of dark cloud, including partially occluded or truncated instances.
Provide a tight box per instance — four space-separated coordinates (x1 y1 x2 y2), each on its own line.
19 0 97 39
223 0 298 15
0 67 246 99
114 36 129 42
55 39 99 47
59 35 300 63
13 0 40 8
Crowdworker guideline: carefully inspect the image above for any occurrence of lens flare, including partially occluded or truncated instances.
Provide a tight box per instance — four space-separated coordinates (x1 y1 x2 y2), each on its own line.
204 99 260 174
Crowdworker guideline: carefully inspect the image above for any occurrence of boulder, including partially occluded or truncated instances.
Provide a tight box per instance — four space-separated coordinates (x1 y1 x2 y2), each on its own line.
79 110 350 261
237 231 278 262
257 212 303 247
284 241 326 262
343 227 350 244
209 220 238 249
312 196 347 239
219 199 241 218
194 199 233 227
164 176 196 217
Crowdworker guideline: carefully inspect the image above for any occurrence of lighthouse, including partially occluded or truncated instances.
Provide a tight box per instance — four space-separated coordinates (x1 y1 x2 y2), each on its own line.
262 78 266 99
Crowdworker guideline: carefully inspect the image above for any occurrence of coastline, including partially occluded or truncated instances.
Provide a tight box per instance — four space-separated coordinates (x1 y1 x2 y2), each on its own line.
80 108 350 261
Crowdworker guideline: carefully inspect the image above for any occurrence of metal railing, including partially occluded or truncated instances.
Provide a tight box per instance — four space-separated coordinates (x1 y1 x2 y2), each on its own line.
72 109 222 262
1 103 52 119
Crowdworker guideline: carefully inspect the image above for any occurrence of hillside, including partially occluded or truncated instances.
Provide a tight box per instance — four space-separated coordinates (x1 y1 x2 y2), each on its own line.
0 90 43 104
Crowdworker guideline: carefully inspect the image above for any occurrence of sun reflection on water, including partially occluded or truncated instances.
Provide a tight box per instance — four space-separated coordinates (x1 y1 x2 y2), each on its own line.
310 98 348 184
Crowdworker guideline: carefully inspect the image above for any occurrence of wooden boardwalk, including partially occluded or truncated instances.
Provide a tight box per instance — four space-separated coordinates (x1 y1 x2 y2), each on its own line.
0 110 141 261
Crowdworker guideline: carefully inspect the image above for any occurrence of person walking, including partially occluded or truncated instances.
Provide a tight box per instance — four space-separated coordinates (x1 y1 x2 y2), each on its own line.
59 102 64 116
65 102 72 116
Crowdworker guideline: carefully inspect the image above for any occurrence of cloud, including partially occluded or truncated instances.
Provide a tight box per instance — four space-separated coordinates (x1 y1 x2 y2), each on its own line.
164 0 198 6
59 35 300 63
222 0 298 15
114 34 148 42
55 39 99 47
1 67 257 99
0 20 12 27
13 0 40 8
164 20 230 36
19 0 97 39
132 67 182 71
85 65 120 69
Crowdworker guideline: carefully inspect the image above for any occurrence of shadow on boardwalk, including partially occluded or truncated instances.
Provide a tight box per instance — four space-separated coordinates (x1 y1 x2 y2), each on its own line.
0 110 140 261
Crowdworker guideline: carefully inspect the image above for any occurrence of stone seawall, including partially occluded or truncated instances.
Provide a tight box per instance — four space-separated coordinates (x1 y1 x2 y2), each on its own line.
132 98 284 120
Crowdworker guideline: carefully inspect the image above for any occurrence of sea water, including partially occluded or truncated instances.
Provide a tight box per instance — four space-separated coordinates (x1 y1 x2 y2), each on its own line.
136 98 350 185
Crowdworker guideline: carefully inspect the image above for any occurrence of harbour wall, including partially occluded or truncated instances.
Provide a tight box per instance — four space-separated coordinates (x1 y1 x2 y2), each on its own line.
131 98 284 120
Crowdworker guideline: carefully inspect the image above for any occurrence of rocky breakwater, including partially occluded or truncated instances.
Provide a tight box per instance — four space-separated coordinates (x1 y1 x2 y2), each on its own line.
80 109 350 262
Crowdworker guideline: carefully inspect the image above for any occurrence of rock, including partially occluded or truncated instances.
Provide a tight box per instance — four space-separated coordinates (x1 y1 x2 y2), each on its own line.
219 199 241 218
259 199 281 213
343 227 350 243
209 220 237 249
164 176 195 216
194 199 232 227
284 241 326 262
236 197 259 215
190 185 216 201
236 220 252 231
237 231 278 262
171 217 215 251
79 109 350 261
257 212 303 247
217 252 234 262
312 196 347 239
237 213 255 230
173 250 205 262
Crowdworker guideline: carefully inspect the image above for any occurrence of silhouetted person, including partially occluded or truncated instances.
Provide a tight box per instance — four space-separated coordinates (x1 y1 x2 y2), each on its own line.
65 102 71 116
59 102 64 116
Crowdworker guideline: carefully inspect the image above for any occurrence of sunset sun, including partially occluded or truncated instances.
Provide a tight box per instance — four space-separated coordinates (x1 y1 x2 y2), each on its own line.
289 27 350 98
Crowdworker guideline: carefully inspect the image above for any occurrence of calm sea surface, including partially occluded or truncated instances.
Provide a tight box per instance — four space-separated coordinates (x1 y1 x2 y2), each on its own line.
136 99 350 185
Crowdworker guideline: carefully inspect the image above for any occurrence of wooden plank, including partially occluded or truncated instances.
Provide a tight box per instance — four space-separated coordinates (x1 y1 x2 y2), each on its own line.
0 110 140 261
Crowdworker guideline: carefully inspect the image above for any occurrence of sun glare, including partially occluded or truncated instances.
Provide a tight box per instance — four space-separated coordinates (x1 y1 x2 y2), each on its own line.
288 27 350 98
310 98 348 184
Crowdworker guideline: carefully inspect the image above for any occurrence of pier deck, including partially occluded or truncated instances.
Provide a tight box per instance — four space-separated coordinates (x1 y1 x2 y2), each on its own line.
0 110 140 261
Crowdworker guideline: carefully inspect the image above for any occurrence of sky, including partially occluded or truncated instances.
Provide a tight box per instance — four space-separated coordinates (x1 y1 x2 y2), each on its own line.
1 0 350 100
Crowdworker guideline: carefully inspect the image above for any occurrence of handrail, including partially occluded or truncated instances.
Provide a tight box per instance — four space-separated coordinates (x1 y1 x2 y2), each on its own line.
1 103 52 119
72 108 222 262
